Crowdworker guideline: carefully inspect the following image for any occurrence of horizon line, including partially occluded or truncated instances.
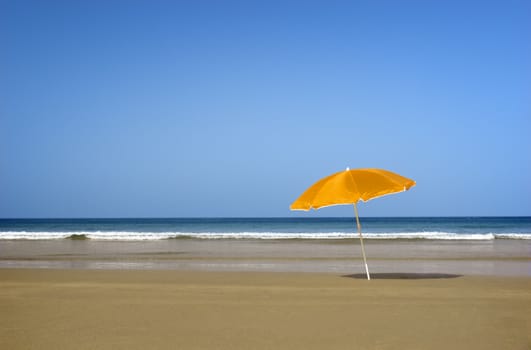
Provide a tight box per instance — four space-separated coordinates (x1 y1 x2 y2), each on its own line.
1 216 530 220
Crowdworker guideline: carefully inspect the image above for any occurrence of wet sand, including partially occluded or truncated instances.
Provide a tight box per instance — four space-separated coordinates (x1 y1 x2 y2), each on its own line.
1 238 530 276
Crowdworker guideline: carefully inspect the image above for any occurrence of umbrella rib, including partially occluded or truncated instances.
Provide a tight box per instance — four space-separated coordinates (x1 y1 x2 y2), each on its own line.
309 181 332 210
306 171 344 209
359 169 416 202
370 168 415 189
346 169 361 204
359 187 409 203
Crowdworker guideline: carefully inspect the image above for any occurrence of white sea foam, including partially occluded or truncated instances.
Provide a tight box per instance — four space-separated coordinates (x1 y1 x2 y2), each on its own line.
0 231 172 240
363 232 497 240
1 231 530 240
0 231 73 240
494 233 531 240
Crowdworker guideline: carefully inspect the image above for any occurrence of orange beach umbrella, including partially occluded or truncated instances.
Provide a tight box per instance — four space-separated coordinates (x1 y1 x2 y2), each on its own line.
290 168 416 280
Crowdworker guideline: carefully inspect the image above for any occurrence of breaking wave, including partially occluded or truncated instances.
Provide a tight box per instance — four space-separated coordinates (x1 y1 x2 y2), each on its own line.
0 231 530 240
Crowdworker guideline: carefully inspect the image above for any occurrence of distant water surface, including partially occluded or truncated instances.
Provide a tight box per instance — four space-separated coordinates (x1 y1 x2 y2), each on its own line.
0 217 530 240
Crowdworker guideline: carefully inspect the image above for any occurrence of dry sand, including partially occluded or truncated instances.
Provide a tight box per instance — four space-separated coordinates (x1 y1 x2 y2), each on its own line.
1 268 530 350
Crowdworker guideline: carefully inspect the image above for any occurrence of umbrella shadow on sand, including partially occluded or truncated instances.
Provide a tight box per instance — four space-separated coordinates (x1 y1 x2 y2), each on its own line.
343 273 462 280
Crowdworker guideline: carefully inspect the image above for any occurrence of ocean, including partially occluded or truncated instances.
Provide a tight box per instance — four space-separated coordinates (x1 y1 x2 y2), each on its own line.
1 217 530 240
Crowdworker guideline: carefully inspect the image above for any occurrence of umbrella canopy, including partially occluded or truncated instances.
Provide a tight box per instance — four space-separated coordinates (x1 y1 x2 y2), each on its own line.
290 168 416 210
290 168 416 280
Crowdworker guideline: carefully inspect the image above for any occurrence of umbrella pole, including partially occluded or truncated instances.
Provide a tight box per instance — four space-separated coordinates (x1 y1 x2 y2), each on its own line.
353 203 371 280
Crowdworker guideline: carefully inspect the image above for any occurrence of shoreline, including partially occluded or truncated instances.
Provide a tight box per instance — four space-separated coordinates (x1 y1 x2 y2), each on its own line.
1 238 530 276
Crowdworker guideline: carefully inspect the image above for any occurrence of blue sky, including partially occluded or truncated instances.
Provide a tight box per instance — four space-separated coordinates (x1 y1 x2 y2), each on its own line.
1 0 530 217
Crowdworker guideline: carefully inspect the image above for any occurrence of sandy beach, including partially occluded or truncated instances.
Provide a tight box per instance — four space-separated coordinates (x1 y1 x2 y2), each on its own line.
1 238 530 350
1 268 530 350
